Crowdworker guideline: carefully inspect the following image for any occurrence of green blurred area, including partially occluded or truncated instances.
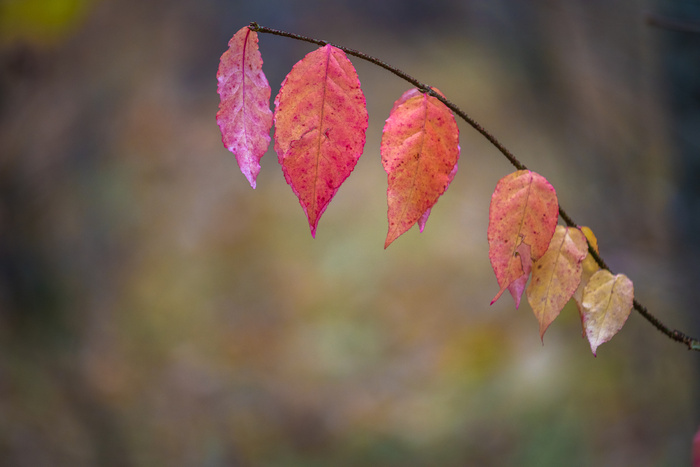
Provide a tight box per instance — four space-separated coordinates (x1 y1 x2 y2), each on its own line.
0 0 95 45
0 0 698 466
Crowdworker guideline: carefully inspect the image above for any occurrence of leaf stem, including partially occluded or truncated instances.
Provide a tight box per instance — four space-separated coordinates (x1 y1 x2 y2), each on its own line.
248 22 700 351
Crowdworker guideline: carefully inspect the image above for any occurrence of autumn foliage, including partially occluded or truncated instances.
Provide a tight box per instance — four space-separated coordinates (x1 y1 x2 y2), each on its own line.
274 44 368 237
216 27 272 188
217 25 637 355
382 88 459 248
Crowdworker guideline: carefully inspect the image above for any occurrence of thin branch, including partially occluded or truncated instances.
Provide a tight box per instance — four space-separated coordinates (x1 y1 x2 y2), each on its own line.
248 24 529 170
248 22 700 351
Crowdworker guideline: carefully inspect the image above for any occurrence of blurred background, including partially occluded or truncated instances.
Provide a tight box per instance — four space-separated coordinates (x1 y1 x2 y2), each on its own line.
1 0 699 465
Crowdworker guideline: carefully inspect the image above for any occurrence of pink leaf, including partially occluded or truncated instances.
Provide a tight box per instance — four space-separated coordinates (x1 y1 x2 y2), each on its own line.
216 26 273 188
488 170 558 306
273 44 368 237
381 88 460 248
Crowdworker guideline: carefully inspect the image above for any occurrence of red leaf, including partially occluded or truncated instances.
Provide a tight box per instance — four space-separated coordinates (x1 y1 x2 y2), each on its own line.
273 44 368 237
488 170 558 306
381 88 460 248
216 26 273 188
526 226 588 340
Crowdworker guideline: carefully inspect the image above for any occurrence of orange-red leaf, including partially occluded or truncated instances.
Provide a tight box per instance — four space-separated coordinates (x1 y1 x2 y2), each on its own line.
273 44 368 237
580 270 634 356
216 26 273 188
381 88 460 248
488 170 558 306
526 225 588 340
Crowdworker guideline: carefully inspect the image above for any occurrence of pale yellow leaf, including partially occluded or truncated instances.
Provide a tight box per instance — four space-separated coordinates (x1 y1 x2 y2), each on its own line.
526 225 588 340
573 226 600 333
581 270 634 355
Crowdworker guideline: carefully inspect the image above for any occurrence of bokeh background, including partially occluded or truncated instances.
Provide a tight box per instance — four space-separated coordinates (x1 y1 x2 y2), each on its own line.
1 0 699 465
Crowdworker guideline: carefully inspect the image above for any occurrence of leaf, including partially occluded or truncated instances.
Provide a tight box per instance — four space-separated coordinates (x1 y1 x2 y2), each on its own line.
526 225 589 340
488 170 559 306
216 26 273 188
506 241 532 310
273 44 368 237
381 88 460 248
580 270 634 356
693 426 700 467
573 226 600 332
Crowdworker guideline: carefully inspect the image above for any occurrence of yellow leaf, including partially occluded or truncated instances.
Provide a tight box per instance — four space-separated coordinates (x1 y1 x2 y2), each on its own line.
573 226 600 333
526 226 588 340
581 270 634 355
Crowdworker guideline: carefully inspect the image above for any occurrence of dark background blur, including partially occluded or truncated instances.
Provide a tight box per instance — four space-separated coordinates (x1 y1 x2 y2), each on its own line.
1 0 699 466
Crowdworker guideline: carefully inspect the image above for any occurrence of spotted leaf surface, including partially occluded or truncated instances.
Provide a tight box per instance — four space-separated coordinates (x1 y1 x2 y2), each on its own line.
381 88 460 248
217 26 273 188
273 44 368 237
488 170 558 306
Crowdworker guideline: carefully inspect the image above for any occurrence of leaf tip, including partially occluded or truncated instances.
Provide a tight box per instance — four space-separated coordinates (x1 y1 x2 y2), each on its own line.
587 333 602 356
245 174 257 189
384 225 402 249
417 209 430 233
539 322 550 343
236 162 260 189
490 287 506 306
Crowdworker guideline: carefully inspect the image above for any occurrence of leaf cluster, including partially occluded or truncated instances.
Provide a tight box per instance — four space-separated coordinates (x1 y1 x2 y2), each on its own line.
216 24 698 354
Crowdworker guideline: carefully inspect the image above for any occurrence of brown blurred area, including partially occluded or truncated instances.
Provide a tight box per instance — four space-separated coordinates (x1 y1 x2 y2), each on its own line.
0 0 698 465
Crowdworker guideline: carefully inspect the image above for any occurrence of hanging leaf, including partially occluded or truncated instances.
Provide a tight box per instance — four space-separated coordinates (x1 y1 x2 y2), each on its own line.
573 226 600 332
488 170 559 306
381 88 460 248
217 26 273 188
273 44 368 237
526 225 589 340
580 270 634 356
